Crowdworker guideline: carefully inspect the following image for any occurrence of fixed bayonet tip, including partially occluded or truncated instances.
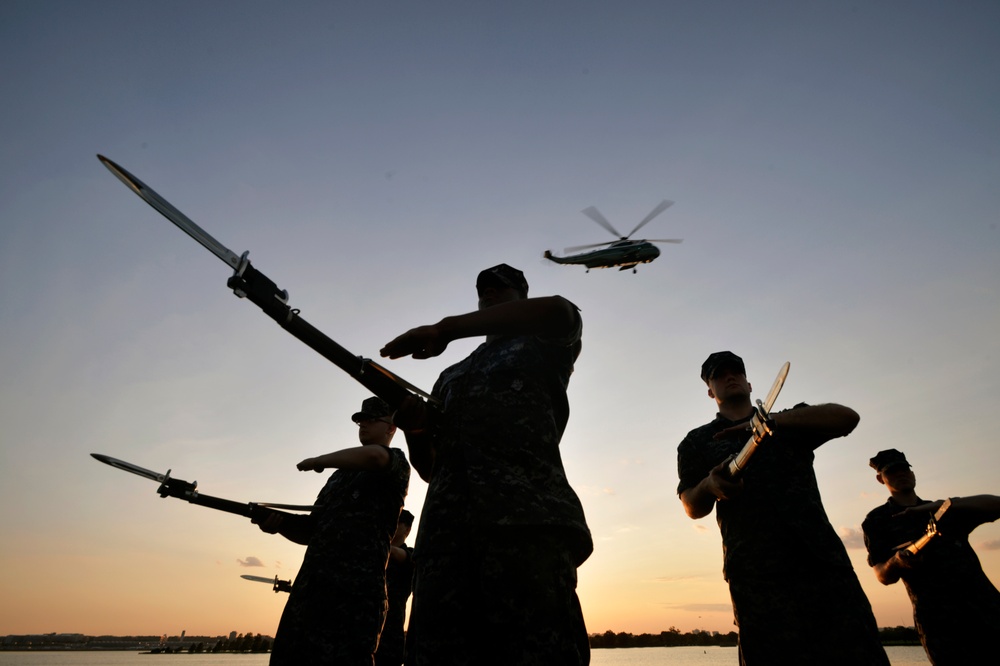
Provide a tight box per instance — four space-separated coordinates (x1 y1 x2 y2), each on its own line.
96 155 145 194
96 154 119 171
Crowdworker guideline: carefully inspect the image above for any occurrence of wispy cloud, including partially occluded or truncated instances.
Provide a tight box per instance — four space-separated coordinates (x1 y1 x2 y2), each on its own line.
979 539 1000 551
237 556 265 568
839 526 866 549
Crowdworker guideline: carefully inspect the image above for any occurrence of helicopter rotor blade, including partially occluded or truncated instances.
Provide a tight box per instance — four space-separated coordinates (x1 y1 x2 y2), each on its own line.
645 238 684 244
564 241 615 253
581 206 623 238
625 200 674 238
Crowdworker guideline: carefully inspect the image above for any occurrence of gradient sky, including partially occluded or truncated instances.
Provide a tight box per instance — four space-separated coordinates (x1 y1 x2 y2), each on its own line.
2 0 998 638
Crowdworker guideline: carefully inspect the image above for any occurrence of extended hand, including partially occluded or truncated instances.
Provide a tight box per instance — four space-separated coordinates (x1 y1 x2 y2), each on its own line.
380 324 449 360
713 422 753 441
296 457 325 473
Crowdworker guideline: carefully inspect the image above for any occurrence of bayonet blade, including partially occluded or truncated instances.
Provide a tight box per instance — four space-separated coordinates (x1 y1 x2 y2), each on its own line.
97 155 243 270
725 361 791 478
91 453 169 483
761 361 790 413
241 575 276 585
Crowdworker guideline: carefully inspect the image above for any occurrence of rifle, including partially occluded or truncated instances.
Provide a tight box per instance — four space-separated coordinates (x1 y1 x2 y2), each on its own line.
96 155 437 412
91 453 313 521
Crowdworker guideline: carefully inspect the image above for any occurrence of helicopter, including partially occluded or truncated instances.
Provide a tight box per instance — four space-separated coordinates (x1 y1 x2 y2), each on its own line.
544 199 682 273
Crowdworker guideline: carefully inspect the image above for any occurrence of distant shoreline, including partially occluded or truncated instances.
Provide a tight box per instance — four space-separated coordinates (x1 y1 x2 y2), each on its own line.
1 626 924 652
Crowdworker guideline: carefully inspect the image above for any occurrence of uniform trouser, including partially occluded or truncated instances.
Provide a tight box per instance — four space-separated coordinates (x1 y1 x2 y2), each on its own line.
728 569 889 666
269 575 385 666
405 527 589 666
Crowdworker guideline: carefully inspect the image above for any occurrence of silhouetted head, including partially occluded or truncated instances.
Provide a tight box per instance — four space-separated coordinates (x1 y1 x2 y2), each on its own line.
701 351 746 384
476 263 528 309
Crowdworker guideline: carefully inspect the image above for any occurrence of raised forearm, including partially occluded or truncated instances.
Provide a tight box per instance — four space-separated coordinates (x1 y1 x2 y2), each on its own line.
437 296 578 342
774 403 859 439
951 495 1000 523
300 445 390 472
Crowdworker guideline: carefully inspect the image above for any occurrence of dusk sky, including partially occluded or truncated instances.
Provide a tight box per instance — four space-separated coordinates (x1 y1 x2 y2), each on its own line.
2 1 998 638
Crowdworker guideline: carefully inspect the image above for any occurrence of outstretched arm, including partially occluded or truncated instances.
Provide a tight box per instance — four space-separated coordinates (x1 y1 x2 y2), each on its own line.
380 296 578 360
297 445 392 473
897 495 1000 526
772 403 859 437
710 403 859 445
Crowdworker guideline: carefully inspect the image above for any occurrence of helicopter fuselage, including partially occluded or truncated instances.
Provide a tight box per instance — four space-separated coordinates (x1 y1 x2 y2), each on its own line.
545 240 661 270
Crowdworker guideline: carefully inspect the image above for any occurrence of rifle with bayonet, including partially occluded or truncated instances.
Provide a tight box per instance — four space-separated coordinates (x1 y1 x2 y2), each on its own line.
96 155 437 412
91 453 313 521
725 361 790 478
896 498 953 556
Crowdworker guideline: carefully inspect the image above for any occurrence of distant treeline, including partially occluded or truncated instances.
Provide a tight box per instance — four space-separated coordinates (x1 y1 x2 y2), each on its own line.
1 632 272 653
588 626 921 649
4 626 921 652
152 633 271 654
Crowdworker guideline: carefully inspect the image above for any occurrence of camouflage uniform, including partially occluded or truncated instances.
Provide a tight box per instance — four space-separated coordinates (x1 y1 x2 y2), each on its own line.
375 542 413 666
677 404 888 665
405 307 592 666
863 497 1000 665
269 448 410 665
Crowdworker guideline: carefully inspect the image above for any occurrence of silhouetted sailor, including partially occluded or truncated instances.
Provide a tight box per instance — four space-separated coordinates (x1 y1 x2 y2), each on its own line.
863 449 1000 665
677 351 887 665
254 397 410 665
381 264 592 666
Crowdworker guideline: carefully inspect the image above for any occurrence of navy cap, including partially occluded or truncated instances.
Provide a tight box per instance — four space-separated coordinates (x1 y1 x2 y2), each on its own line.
352 397 392 423
476 263 528 296
869 449 911 473
701 351 746 383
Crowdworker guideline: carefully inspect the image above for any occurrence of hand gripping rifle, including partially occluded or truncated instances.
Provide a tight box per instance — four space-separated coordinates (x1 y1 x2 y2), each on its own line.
725 361 790 478
96 155 436 411
896 498 953 556
91 453 313 522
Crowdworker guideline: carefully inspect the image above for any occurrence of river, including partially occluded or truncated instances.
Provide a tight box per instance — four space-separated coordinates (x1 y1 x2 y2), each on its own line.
0 645 930 665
